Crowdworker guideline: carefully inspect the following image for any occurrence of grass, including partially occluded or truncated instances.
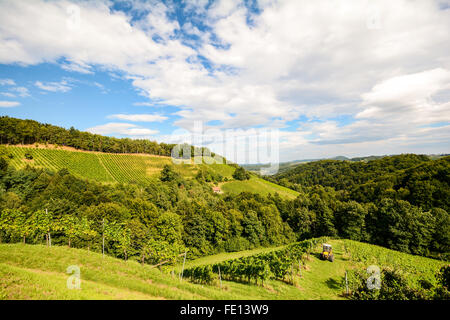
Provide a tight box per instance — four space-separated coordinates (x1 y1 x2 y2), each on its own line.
220 176 299 199
1 239 443 300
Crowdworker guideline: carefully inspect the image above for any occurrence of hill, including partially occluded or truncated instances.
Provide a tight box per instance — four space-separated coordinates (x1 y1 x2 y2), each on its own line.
245 154 449 175
0 239 445 300
269 154 450 211
3 144 183 184
0 144 298 199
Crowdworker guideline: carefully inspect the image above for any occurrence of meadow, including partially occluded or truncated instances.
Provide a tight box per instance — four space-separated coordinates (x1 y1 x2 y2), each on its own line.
220 176 299 199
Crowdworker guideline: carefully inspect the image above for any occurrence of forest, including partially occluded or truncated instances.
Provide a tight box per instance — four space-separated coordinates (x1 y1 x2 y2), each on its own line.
0 116 214 157
0 117 448 265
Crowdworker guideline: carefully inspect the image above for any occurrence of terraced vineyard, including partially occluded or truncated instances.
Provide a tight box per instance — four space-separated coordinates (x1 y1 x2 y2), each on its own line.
3 145 173 184
2 145 299 199
96 153 170 184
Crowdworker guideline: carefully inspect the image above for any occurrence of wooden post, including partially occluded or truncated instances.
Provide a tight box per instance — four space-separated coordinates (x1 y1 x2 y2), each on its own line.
102 218 105 259
45 209 48 246
345 271 349 295
218 265 222 288
298 260 302 277
291 264 294 285
180 250 187 282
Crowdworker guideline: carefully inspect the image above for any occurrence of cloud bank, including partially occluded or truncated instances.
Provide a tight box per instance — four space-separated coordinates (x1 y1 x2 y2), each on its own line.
0 0 449 160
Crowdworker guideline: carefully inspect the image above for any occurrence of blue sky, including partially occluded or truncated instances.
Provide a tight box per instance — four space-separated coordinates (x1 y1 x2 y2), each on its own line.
0 62 182 136
0 0 449 162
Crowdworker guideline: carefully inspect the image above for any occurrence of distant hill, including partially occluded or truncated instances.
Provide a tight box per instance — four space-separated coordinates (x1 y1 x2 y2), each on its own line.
243 153 449 175
268 153 450 213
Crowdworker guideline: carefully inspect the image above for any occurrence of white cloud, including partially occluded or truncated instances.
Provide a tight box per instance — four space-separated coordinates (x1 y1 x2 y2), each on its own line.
86 122 159 136
355 68 450 127
0 84 30 98
1 92 16 98
0 101 20 107
133 102 156 107
0 79 16 86
11 86 30 97
61 60 93 74
35 80 72 92
108 114 167 122
92 82 108 94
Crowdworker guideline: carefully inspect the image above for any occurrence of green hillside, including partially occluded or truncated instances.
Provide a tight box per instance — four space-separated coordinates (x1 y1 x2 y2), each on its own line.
1 145 298 199
0 239 445 300
221 176 299 199
4 145 171 184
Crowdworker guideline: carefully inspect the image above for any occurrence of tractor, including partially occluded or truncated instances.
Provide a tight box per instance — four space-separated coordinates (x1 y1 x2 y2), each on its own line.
320 243 334 262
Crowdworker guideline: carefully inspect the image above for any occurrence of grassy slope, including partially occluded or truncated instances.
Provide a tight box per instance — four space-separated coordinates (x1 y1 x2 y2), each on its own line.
220 176 299 199
1 240 443 300
3 145 298 199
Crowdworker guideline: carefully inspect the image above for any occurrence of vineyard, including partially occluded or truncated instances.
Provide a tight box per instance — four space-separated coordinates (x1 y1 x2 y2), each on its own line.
342 240 446 284
184 238 329 286
1 145 298 198
0 238 446 299
3 145 175 184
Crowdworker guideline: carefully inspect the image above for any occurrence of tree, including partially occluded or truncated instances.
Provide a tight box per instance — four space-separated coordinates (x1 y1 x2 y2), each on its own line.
77 216 98 251
242 210 264 246
103 219 121 253
288 207 316 240
232 167 250 180
142 238 185 266
310 195 337 237
14 210 32 244
29 209 54 246
116 225 132 260
60 214 79 247
259 205 286 245
0 209 16 241
335 201 367 241
160 165 180 183
152 211 183 245
430 208 450 254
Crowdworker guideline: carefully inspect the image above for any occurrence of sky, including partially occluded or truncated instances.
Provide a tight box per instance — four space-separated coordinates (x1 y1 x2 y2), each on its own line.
0 0 449 163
